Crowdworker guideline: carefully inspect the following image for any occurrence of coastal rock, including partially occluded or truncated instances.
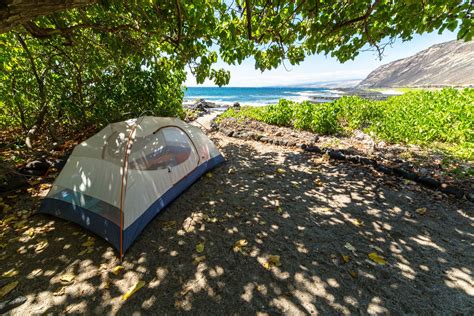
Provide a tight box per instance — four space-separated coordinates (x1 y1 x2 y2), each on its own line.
233 102 240 108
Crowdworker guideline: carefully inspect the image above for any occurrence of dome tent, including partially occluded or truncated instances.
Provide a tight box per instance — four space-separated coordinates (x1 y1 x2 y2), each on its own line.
38 116 224 256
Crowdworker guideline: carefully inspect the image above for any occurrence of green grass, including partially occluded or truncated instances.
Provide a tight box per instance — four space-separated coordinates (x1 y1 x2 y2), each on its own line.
218 88 474 160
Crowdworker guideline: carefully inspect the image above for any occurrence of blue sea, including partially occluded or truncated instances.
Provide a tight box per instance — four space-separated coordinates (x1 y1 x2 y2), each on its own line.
183 87 343 106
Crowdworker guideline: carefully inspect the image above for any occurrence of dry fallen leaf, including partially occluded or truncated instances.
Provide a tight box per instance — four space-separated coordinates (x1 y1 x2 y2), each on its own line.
193 255 206 265
276 168 286 174
0 281 19 299
321 153 330 162
233 239 248 253
14 220 27 230
25 228 35 237
195 242 205 253
180 285 192 296
416 207 427 215
2 269 18 278
265 255 281 269
342 255 350 264
352 219 363 227
122 280 145 301
111 266 125 276
314 179 323 186
348 270 358 278
39 184 51 190
205 172 213 178
162 221 176 229
344 243 356 254
2 215 17 225
53 286 66 296
81 238 95 247
60 273 75 284
368 252 386 265
35 240 49 253
320 207 332 213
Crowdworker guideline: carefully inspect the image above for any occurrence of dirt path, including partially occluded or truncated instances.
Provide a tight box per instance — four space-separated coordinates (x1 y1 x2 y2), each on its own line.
1 131 473 315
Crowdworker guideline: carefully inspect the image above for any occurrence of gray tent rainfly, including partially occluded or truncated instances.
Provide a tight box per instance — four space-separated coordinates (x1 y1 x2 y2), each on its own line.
38 116 224 256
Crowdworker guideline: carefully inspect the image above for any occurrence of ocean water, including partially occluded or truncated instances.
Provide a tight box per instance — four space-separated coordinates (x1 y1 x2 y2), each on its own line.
183 87 343 106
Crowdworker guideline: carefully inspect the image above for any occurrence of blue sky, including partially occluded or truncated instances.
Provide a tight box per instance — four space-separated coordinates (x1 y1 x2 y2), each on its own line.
186 31 457 87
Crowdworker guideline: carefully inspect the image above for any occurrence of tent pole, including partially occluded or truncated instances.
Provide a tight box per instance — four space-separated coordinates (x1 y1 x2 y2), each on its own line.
118 119 141 259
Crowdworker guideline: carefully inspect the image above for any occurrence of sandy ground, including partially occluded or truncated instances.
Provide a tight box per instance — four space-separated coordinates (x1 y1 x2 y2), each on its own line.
1 129 473 315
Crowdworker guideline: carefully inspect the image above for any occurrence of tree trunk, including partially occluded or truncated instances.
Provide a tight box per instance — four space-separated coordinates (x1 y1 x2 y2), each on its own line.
17 34 49 149
0 0 97 34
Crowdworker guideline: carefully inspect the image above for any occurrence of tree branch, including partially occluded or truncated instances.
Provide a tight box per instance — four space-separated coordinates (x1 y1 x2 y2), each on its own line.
23 21 139 39
245 0 252 39
175 0 183 43
332 0 381 32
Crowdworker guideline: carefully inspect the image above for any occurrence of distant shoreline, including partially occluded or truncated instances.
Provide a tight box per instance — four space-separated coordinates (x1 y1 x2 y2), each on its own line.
183 86 405 108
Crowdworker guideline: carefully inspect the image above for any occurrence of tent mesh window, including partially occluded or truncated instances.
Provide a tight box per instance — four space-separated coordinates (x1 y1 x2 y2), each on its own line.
128 127 194 170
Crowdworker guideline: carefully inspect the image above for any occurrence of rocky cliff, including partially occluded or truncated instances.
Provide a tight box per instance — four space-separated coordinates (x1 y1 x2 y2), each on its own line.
358 40 474 88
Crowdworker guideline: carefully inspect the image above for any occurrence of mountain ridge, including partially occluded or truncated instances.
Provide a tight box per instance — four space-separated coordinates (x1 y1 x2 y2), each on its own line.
358 40 474 88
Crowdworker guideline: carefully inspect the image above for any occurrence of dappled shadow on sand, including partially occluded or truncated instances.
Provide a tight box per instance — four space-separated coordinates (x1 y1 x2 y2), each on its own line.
1 134 473 314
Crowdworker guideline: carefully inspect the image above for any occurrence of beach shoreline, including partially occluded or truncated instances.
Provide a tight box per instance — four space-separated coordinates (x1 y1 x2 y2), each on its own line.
183 87 403 110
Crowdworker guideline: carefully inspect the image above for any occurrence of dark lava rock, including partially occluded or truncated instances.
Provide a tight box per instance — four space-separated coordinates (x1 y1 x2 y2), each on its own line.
392 167 417 181
328 150 345 160
300 143 307 150
304 146 323 153
376 164 393 175
0 174 28 193
359 157 376 166
18 160 50 176
440 185 464 199
466 191 474 202
247 133 255 139
417 176 441 189
233 102 240 108
347 156 360 164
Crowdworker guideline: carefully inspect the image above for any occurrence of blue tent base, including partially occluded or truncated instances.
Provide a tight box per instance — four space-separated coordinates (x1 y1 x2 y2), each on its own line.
38 154 225 254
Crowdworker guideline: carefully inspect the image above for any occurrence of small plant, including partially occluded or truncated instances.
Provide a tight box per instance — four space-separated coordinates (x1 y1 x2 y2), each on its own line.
218 88 473 161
